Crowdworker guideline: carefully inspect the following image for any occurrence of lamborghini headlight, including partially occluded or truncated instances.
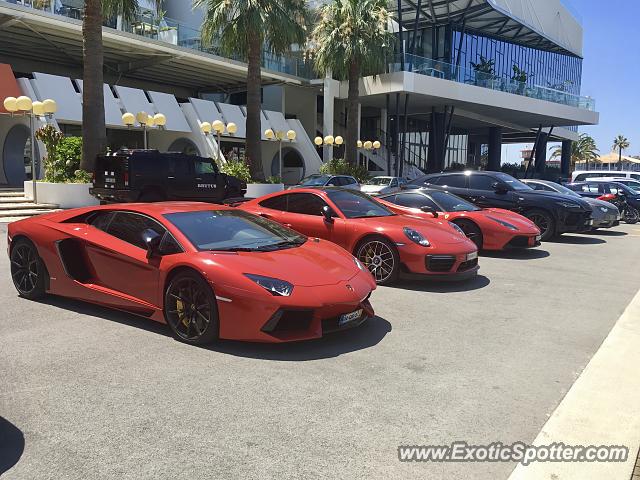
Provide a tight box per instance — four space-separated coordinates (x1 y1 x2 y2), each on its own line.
244 274 293 296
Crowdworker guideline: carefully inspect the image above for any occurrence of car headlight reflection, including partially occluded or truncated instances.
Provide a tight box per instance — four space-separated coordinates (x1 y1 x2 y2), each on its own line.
353 256 365 270
403 227 430 247
244 274 293 296
487 216 519 231
448 222 466 236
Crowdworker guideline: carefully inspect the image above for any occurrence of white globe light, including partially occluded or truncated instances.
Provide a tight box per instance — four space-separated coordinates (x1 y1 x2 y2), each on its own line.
153 113 167 127
373 140 381 149
324 135 334 145
227 122 238 135
122 112 135 126
136 111 149 125
212 120 225 133
146 116 156 127
286 129 296 141
364 141 373 150
16 95 33 111
357 140 363 148
334 136 344 146
314 136 323 146
42 99 57 114
265 128 275 139
3 97 18 113
32 101 45 116
200 121 212 134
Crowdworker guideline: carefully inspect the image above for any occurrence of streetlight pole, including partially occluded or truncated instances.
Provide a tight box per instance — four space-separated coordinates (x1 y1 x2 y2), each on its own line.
204 121 237 165
266 129 297 179
122 111 167 149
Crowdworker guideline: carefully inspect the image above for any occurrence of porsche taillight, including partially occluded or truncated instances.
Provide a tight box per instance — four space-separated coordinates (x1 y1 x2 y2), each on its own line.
123 171 129 187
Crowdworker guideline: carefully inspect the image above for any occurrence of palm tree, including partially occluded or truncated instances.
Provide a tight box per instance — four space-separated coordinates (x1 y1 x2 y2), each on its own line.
195 0 308 181
613 135 630 171
312 0 394 164
81 0 159 172
551 133 599 171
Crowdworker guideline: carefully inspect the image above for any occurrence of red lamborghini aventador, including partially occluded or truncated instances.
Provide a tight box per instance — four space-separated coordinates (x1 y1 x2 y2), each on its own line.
377 189 541 250
7 203 376 344
239 188 479 285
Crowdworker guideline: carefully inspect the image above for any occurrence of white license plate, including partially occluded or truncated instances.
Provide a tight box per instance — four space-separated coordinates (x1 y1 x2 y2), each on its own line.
339 309 363 326
535 235 542 242
466 252 478 261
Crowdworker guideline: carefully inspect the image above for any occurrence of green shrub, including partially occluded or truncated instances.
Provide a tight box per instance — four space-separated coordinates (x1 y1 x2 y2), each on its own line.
73 169 93 184
221 160 252 184
319 158 370 183
266 176 282 184
35 126 83 183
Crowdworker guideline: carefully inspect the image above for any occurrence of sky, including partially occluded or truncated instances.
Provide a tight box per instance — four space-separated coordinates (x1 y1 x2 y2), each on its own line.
502 0 640 162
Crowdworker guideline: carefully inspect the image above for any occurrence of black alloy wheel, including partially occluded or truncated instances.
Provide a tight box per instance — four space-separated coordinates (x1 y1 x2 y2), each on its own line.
525 209 555 241
164 272 219 345
10 239 46 300
453 220 483 249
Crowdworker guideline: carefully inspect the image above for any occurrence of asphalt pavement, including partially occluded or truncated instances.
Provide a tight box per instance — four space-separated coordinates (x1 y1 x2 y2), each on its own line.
1 222 639 479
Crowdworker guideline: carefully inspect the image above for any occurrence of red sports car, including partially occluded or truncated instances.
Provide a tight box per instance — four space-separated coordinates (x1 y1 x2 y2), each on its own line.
377 188 541 250
8 203 376 344
238 187 479 285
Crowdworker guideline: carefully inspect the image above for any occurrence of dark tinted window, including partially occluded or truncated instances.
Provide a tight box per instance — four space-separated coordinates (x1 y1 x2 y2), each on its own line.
429 191 480 212
393 193 437 209
169 157 191 176
469 175 497 191
326 190 393 218
326 177 341 186
108 212 166 249
434 175 467 188
194 158 218 175
259 195 288 211
89 211 115 232
286 193 328 216
344 177 357 185
165 210 305 251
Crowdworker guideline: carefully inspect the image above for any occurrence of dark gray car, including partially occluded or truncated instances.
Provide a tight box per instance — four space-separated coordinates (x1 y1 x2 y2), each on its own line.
522 179 620 230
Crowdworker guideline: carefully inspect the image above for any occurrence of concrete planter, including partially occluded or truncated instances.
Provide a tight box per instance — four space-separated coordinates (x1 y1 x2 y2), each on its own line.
245 183 284 198
24 181 99 209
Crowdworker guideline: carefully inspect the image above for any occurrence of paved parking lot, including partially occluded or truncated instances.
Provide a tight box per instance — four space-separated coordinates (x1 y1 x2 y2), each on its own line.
1 223 640 479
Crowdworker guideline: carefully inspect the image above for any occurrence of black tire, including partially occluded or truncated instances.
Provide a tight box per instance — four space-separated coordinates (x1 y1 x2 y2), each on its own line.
10 238 47 300
355 236 400 286
138 190 166 202
624 207 639 224
164 271 219 345
453 219 483 249
525 209 555 241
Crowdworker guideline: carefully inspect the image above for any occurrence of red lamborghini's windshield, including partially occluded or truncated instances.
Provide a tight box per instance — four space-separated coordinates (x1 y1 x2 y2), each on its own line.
165 210 306 252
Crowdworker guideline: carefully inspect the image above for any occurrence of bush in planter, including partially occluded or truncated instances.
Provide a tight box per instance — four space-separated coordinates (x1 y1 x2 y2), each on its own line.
266 176 282 184
35 126 86 183
220 159 252 184
319 158 370 183
471 56 495 86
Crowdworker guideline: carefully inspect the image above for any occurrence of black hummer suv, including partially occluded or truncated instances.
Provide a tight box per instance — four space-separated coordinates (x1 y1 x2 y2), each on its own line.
90 150 246 204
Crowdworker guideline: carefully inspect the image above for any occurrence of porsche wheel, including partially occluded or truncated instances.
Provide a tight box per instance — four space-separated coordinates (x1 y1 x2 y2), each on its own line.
453 220 483 249
525 209 555 241
164 272 219 345
10 239 46 300
356 237 399 286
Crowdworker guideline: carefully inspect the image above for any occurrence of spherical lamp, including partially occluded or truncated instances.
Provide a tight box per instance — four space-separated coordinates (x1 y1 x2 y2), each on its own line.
136 111 149 125
32 101 45 116
146 116 156 128
324 135 334 145
122 112 135 127
212 120 225 133
200 121 212 134
16 95 33 111
334 136 344 146
42 99 57 115
314 136 323 146
153 113 167 127
373 140 381 149
357 140 363 148
265 128 275 140
364 140 373 150
3 97 18 113
286 129 296 141
226 122 238 135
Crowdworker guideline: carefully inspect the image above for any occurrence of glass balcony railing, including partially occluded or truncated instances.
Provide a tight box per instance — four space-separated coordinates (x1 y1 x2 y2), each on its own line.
2 0 315 79
390 54 596 111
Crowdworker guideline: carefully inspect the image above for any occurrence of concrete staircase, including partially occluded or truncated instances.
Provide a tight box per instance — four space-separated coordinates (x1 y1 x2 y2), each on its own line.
0 190 61 223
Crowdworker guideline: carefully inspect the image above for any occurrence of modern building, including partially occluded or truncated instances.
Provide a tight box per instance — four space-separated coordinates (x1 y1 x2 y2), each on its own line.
0 0 598 187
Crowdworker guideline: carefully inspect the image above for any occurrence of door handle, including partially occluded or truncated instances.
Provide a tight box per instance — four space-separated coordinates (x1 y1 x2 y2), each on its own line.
167 176 175 179
259 213 271 219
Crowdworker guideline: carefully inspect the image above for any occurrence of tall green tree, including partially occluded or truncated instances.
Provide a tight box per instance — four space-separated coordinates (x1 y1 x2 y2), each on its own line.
613 134 630 171
81 0 159 172
551 133 599 171
195 0 308 181
312 0 394 164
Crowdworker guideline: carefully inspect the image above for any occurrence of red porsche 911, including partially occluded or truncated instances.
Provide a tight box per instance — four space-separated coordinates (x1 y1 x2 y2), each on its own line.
239 188 479 285
378 189 541 250
8 203 376 344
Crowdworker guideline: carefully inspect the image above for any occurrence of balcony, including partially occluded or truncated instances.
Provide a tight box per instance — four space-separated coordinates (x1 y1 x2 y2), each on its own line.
1 0 314 79
390 54 595 111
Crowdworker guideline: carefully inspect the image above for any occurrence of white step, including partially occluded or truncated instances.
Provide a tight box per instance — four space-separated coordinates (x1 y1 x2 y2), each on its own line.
0 191 26 198
0 197 30 204
0 208 62 220
0 202 58 211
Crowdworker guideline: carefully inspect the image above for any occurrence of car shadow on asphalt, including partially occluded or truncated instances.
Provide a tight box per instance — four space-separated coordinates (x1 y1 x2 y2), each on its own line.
38 296 392 361
584 229 628 237
0 416 25 476
481 249 551 261
388 274 490 293
206 316 392 361
547 235 606 245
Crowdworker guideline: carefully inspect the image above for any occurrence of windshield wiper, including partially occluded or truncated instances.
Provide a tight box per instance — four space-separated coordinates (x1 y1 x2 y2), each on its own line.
254 240 305 251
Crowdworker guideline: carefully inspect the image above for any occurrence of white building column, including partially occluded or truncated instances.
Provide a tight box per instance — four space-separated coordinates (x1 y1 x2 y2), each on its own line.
323 77 339 162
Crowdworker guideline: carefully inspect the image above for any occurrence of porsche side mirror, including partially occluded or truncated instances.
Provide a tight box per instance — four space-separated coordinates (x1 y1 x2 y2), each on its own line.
142 229 162 258
322 205 334 223
492 182 508 194
420 206 439 218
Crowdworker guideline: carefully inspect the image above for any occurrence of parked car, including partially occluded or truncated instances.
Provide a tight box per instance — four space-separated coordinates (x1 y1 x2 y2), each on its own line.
571 170 640 182
290 174 360 190
8 203 376 344
522 179 620 230
585 177 640 192
565 181 640 224
408 171 593 241
90 149 246 204
377 189 541 250
360 176 406 196
239 187 479 285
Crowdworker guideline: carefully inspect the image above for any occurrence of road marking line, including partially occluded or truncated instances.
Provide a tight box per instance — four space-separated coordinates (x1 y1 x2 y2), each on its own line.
508 287 640 480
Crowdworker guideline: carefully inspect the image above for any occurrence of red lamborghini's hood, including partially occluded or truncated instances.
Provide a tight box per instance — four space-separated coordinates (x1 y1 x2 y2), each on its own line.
350 215 470 246
480 208 540 232
199 239 362 287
